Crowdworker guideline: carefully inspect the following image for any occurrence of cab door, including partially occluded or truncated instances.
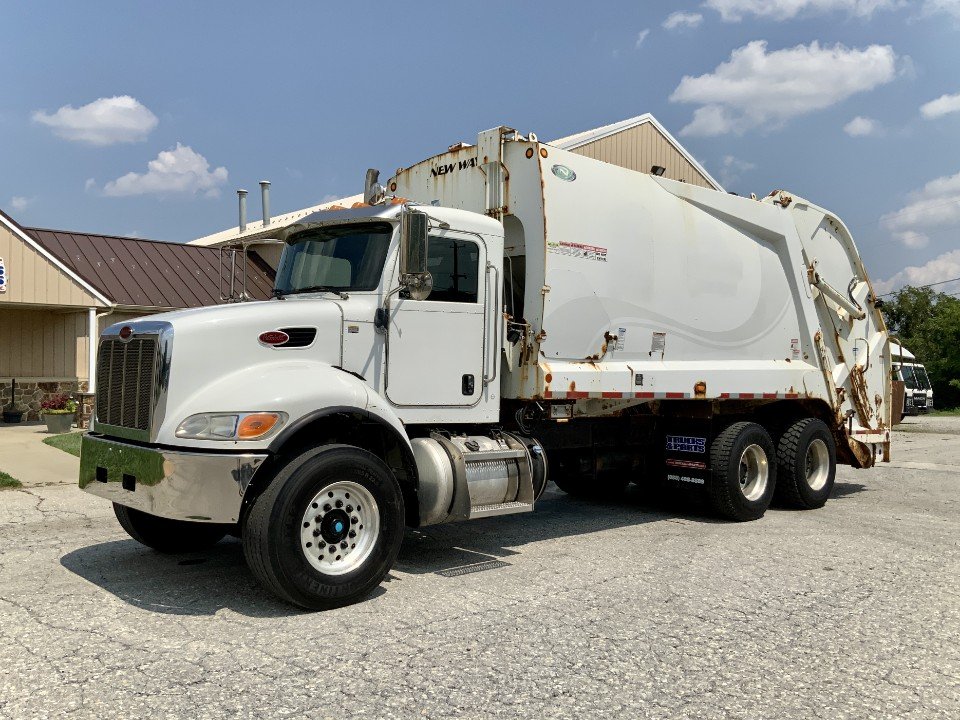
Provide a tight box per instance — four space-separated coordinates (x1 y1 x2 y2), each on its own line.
386 232 486 406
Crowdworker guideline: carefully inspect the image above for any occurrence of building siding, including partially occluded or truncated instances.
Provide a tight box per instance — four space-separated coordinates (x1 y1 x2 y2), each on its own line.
0 307 151 381
0 223 104 308
566 123 714 189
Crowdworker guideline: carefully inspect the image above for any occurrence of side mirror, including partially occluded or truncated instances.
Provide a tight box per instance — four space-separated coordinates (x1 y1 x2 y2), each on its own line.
399 210 432 300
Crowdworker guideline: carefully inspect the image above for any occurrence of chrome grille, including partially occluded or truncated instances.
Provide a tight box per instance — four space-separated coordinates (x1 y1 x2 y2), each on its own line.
95 336 158 431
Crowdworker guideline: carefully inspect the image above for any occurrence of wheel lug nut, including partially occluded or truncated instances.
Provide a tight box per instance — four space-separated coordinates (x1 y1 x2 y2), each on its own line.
335 500 343 509
351 543 355 549
345 505 353 513
340 541 347 549
323 504 331 512
313 530 320 537
351 516 358 524
349 530 356 538
311 502 318 509
345 492 350 499
328 546 336 553
302 522 309 528
335 555 342 561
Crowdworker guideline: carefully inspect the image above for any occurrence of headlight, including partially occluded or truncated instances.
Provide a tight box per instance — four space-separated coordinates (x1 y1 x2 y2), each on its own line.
176 412 287 441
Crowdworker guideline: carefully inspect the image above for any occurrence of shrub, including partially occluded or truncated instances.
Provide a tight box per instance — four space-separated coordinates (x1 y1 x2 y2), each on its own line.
41 394 78 415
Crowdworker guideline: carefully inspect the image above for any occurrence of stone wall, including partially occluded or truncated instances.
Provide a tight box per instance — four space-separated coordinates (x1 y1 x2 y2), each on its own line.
1 379 87 423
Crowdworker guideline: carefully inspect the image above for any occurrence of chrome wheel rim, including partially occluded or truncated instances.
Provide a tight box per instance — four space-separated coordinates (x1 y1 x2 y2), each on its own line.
299 481 379 576
805 439 830 491
738 444 769 501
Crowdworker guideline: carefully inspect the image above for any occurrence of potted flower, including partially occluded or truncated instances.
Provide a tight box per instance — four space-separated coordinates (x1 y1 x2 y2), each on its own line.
40 393 78 434
2 379 26 424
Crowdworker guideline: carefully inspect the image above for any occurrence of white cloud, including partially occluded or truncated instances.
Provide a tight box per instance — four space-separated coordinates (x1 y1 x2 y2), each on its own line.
893 230 930 249
873 249 960 295
9 196 30 212
921 0 960 21
920 92 960 119
704 0 902 21
844 115 882 136
102 144 228 198
635 29 650 48
719 155 757 186
84 178 96 192
663 12 703 29
32 96 158 146
669 40 898 136
881 170 960 241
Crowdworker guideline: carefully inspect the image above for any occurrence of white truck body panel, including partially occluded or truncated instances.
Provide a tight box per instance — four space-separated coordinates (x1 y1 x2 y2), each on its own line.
390 128 891 461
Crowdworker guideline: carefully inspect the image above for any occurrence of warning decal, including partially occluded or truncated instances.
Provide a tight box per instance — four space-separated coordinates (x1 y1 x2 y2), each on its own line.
546 241 608 262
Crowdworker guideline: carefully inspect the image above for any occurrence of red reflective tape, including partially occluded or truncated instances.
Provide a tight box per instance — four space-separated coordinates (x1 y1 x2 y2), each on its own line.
543 390 554 399
601 392 623 399
567 391 589 399
635 392 655 399
719 393 731 398
762 393 778 399
784 393 799 399
738 393 755 399
665 392 685 399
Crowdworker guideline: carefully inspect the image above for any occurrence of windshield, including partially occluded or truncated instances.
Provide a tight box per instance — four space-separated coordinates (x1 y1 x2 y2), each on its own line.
274 222 392 295
899 363 930 391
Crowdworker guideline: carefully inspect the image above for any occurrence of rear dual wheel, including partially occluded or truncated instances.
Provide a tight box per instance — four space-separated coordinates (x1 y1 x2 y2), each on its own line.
707 422 777 522
774 418 836 509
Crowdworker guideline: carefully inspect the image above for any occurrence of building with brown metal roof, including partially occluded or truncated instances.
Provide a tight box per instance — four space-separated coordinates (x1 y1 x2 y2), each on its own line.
0 209 274 422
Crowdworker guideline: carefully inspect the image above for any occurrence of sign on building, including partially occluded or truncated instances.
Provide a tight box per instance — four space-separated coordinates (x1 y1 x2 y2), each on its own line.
0 256 7 293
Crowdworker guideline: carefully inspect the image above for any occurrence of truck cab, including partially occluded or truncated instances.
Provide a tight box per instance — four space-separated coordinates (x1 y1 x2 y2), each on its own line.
892 343 933 416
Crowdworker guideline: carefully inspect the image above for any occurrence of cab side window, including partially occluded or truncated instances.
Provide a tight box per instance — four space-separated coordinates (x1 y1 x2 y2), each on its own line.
426 237 480 303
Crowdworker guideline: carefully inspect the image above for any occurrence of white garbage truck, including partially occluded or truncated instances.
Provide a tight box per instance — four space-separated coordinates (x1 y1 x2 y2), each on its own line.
80 126 892 609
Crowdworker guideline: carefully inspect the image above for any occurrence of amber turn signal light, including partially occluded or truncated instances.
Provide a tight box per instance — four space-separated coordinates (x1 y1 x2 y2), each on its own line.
237 413 282 439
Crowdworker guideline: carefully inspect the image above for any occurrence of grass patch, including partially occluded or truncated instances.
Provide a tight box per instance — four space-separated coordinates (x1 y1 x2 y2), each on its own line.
43 431 83 457
0 470 23 490
929 407 960 416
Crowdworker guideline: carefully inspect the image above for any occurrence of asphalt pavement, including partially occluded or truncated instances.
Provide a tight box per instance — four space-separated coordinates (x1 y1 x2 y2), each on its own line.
0 416 957 719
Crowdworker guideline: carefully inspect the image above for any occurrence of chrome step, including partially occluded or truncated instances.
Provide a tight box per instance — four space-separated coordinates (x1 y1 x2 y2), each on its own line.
469 501 534 519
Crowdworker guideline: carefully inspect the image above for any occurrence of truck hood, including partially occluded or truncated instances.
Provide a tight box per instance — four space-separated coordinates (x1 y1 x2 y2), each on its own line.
106 299 347 440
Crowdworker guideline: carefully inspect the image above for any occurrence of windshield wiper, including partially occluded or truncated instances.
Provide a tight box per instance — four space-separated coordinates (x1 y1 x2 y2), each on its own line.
285 285 349 299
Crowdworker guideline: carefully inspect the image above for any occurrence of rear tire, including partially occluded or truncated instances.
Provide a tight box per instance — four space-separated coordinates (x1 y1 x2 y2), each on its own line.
113 503 230 553
707 422 776 521
774 418 836 509
242 444 404 610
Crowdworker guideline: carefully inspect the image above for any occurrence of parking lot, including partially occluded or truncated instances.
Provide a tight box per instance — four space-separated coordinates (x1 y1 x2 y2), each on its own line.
1 416 957 719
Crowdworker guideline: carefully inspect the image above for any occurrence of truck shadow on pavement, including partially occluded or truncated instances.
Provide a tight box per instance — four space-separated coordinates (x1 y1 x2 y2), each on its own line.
59 480 865 617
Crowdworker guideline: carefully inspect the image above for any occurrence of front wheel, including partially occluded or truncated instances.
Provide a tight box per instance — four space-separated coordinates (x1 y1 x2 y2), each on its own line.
707 422 776 521
113 504 230 553
242 445 405 610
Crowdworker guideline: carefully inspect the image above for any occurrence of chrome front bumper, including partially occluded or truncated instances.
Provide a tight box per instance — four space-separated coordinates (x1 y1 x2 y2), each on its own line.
79 434 267 524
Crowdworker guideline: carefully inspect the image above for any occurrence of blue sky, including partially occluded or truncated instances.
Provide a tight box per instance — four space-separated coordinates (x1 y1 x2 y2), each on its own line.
2 0 959 293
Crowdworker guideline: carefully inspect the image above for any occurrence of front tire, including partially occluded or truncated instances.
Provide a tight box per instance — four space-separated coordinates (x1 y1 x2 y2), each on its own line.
113 504 230 553
774 418 836 509
707 422 776 521
242 445 404 610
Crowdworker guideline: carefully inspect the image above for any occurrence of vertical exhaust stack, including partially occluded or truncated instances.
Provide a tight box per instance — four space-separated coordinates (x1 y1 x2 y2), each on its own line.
237 189 248 233
260 180 271 227
364 168 385 205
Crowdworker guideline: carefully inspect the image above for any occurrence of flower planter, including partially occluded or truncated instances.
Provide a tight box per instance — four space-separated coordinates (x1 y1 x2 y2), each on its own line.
2 409 25 424
42 413 74 434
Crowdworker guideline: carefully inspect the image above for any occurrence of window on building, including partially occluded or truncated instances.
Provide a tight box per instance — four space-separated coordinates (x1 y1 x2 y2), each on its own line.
425 237 480 303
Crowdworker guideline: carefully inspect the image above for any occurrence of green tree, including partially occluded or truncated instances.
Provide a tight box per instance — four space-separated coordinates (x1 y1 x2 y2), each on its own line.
882 286 960 408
